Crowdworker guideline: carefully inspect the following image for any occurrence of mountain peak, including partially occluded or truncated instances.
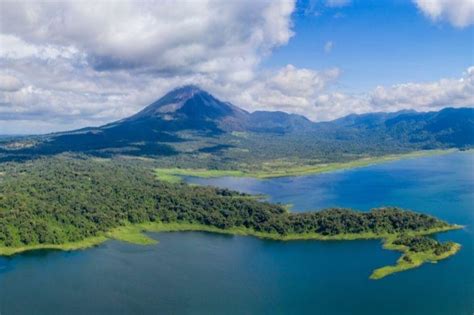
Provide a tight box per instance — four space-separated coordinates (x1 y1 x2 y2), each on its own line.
160 84 208 104
170 84 204 94
126 84 241 123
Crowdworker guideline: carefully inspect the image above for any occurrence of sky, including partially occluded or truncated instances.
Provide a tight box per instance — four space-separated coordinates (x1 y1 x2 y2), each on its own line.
0 0 473 134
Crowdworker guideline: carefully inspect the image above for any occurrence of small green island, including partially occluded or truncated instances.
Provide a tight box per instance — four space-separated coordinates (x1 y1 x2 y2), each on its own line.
0 157 462 279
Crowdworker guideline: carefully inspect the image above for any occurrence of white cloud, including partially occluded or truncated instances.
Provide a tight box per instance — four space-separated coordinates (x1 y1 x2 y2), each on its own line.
0 34 80 60
368 66 474 111
217 65 342 120
300 66 474 121
414 0 474 27
0 74 23 92
0 0 294 81
324 41 333 53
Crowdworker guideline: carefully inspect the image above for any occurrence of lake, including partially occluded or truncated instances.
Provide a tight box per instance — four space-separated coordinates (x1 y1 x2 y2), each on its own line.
0 152 472 314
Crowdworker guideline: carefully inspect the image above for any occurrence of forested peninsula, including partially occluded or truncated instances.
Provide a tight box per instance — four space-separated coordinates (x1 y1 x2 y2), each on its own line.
0 157 461 279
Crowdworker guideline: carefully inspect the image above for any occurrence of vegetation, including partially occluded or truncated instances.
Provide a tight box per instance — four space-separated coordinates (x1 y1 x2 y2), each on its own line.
155 168 244 183
370 235 461 279
0 156 461 278
393 235 455 254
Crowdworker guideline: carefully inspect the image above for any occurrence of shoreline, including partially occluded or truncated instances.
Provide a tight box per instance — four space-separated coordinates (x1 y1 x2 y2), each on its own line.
0 222 462 256
155 149 464 183
0 221 463 280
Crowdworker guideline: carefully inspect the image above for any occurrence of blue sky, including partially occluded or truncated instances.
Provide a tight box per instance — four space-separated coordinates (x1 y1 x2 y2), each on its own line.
0 0 472 134
265 0 473 92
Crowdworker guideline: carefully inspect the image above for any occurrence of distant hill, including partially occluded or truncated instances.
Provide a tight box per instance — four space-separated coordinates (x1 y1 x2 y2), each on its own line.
0 85 472 165
317 107 474 148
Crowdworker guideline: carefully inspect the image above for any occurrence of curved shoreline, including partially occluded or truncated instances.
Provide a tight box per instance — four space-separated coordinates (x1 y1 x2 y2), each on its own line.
155 149 462 182
0 221 462 280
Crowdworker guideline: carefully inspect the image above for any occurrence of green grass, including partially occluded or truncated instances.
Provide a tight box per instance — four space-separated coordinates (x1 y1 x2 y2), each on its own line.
106 225 158 245
155 149 457 182
0 222 462 280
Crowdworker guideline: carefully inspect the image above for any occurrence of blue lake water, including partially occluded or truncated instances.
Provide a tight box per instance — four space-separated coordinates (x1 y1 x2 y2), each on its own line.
0 152 473 314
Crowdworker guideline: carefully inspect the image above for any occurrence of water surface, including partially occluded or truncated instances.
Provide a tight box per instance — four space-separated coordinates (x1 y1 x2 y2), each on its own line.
0 152 472 314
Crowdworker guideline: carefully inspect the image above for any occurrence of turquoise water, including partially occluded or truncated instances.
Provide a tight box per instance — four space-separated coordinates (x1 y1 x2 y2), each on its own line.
0 152 473 314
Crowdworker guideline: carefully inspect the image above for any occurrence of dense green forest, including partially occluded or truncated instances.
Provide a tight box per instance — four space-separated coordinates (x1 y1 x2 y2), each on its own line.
0 157 456 258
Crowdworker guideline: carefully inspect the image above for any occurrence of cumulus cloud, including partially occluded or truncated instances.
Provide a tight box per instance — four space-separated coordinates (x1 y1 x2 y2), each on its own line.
414 0 474 27
302 67 474 121
0 34 80 60
0 0 294 81
219 65 342 120
368 67 474 111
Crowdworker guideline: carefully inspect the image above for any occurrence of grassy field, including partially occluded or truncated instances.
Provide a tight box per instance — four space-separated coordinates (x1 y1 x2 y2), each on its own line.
0 221 462 280
155 149 457 182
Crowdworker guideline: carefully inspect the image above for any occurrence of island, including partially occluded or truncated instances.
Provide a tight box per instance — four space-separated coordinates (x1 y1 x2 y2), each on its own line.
0 156 462 279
